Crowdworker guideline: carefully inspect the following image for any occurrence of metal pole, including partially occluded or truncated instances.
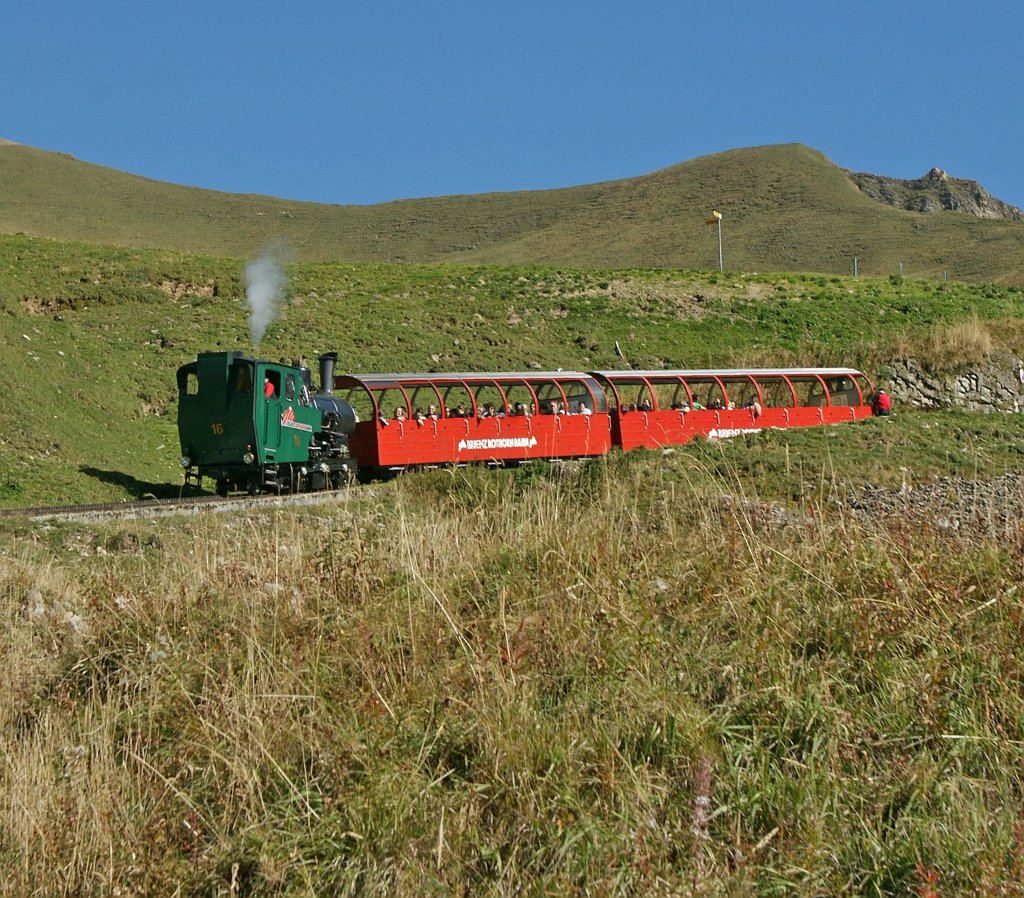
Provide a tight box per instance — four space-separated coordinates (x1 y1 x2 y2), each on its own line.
717 218 723 272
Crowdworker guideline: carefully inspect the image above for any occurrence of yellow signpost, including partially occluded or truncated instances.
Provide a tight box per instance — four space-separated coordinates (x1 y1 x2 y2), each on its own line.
706 210 723 270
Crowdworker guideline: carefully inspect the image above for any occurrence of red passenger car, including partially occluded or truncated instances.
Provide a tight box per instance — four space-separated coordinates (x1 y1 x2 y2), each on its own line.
333 371 611 474
591 368 875 451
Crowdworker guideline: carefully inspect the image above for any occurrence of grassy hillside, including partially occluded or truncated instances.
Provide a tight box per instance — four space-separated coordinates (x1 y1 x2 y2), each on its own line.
4 142 1024 280
2 232 1024 507
3 448 1024 895
3 213 1024 893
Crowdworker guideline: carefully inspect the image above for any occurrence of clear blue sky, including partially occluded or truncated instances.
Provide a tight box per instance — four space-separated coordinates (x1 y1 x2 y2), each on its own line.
3 1 1022 209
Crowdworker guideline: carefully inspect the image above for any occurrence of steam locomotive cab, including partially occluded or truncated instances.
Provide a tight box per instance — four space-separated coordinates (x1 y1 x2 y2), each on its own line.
177 351 357 495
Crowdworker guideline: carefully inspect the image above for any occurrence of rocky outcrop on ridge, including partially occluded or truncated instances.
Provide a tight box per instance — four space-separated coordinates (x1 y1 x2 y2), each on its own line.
846 166 1024 221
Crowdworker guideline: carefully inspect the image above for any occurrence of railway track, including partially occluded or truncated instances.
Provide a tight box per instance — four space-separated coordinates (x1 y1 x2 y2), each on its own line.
0 488 362 522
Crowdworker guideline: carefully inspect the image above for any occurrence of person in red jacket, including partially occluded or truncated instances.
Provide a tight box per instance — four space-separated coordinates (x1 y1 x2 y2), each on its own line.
873 389 892 416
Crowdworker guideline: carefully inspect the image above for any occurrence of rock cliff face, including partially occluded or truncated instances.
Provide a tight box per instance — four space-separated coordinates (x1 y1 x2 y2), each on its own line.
881 352 1024 412
847 167 1024 221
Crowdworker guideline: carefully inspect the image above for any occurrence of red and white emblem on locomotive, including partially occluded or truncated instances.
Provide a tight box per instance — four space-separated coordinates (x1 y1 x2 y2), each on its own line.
281 406 313 432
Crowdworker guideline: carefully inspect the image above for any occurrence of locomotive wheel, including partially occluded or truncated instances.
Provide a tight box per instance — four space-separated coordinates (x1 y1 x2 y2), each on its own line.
215 479 229 498
247 479 260 496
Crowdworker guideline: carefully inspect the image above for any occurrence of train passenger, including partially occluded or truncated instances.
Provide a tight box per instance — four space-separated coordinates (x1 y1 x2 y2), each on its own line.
394 406 407 421
511 402 526 416
873 390 892 416
639 398 653 412
427 404 439 420
691 398 704 410
577 401 591 416
414 408 426 424
264 377 276 399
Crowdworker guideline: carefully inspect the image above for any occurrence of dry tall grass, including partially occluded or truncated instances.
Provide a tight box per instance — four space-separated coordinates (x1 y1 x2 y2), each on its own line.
2 453 1023 895
918 314 995 372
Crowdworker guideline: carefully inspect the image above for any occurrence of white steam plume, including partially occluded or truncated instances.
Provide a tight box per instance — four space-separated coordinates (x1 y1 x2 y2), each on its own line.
245 246 290 347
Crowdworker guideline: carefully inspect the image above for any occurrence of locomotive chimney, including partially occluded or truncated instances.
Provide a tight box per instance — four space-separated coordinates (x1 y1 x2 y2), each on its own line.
318 353 338 395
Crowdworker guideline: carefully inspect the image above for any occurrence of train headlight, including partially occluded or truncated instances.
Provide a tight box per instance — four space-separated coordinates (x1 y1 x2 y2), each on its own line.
180 455 191 468
243 450 256 465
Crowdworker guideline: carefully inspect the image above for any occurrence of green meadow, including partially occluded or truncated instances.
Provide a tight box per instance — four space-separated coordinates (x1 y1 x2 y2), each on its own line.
2 222 1024 894
2 232 1024 506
